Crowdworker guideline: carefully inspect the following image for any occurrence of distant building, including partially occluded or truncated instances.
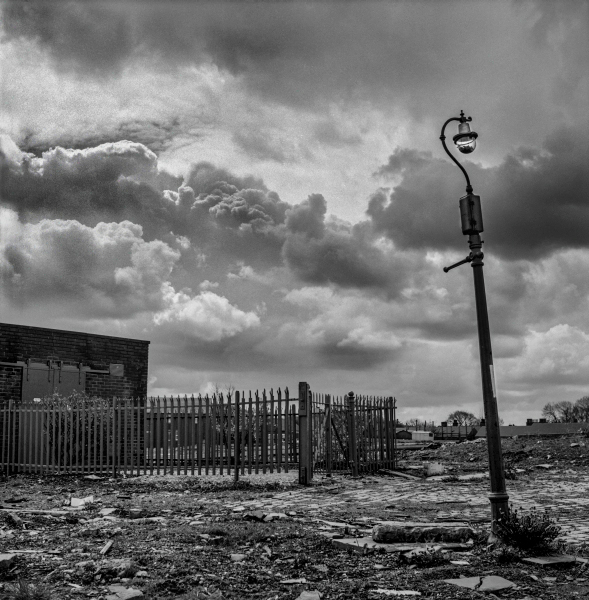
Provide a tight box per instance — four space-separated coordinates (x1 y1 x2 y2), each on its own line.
396 429 434 442
476 421 589 438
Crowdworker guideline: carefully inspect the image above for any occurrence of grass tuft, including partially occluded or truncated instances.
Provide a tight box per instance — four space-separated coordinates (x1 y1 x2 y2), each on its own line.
4 581 52 600
495 506 561 552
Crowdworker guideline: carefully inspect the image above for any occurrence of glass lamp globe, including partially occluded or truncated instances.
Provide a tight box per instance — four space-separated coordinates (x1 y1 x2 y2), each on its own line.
453 121 477 154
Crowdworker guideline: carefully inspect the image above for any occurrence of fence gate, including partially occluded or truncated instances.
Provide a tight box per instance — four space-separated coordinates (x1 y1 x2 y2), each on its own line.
308 388 397 478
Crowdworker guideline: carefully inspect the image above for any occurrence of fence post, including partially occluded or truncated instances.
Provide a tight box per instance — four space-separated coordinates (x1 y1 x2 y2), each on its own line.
392 397 397 469
347 391 359 477
234 391 240 484
325 394 332 477
298 382 312 485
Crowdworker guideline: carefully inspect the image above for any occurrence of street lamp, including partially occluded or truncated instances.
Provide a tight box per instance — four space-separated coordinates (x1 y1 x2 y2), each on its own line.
440 111 509 532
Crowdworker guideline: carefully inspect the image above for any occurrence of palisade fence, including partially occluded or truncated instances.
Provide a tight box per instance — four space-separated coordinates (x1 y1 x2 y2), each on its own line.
0 383 397 483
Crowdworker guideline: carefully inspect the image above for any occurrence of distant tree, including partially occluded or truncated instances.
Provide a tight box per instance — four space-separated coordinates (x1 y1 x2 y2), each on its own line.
541 402 559 423
447 410 479 426
574 396 589 422
554 400 576 422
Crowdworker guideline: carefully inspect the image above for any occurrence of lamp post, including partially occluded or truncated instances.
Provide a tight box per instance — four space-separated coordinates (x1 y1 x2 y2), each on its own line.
440 111 509 531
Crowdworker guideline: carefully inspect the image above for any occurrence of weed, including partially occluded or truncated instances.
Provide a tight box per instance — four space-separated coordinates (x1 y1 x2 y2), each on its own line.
495 506 561 552
490 543 523 565
3 581 52 600
400 547 449 567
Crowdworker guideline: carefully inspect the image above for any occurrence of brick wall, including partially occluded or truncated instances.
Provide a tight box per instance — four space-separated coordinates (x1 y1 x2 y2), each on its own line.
0 366 22 403
0 323 149 400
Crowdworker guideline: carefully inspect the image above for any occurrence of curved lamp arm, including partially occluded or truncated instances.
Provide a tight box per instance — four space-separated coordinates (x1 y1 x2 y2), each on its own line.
440 115 473 194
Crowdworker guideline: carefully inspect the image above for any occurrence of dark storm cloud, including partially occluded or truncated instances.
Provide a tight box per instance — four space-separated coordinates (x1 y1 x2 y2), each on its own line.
1 141 300 279
369 124 589 259
2 0 134 76
283 194 403 293
5 0 572 121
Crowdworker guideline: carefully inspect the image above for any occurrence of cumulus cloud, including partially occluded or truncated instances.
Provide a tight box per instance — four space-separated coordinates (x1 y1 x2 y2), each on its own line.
0 138 294 273
153 284 260 342
369 124 589 259
0 209 180 316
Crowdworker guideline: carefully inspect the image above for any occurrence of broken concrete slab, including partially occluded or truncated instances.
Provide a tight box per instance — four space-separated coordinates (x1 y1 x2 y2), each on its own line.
100 508 118 517
106 585 144 600
332 537 472 554
0 554 16 571
373 522 475 543
296 592 322 600
443 575 515 591
71 495 94 507
522 555 577 567
230 553 246 562
263 512 288 522
243 510 266 522
374 592 421 597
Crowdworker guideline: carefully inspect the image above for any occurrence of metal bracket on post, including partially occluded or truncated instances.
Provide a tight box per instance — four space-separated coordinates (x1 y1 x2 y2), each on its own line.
298 382 312 485
443 254 473 273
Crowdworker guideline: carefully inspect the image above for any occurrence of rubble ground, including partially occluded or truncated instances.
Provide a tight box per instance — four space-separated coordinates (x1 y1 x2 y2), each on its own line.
1 435 589 599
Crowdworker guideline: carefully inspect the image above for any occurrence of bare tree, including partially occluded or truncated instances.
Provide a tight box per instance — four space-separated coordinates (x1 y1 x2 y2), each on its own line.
541 402 559 423
554 400 576 422
574 396 589 422
447 410 479 426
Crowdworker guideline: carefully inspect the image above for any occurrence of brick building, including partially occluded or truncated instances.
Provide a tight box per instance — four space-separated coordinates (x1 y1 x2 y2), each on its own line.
0 322 149 403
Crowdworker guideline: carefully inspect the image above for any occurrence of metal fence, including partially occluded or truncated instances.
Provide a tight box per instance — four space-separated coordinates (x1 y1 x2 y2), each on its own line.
311 392 396 476
1 384 397 481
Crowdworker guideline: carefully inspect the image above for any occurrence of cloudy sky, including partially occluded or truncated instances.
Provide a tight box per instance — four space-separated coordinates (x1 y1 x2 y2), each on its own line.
1 0 588 425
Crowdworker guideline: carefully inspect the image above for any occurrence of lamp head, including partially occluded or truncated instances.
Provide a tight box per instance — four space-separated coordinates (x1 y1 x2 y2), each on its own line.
452 111 478 154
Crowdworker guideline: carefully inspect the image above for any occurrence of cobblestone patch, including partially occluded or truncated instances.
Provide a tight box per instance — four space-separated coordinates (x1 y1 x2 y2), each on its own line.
221 471 589 547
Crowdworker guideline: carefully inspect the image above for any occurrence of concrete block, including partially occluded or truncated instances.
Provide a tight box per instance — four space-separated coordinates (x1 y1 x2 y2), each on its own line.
373 522 475 543
332 537 472 554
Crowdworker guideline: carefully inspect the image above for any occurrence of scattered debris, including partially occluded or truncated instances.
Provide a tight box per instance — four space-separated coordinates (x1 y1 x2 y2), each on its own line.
100 540 114 555
378 469 421 480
